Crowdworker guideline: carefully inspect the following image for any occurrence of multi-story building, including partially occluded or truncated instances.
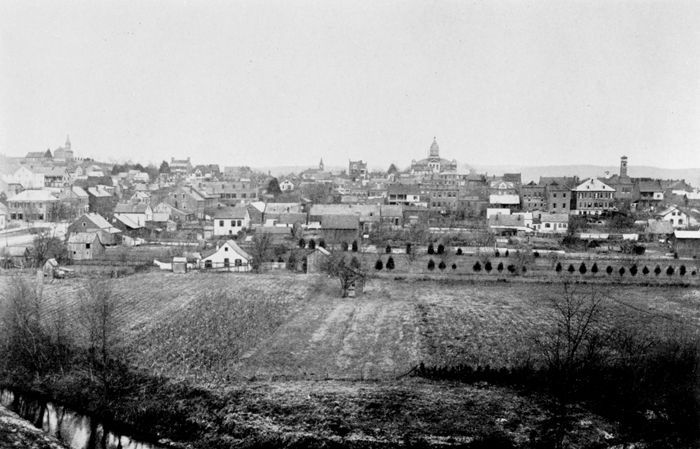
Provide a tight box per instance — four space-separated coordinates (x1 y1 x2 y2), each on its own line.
572 178 616 215
540 177 578 214
633 179 664 211
196 180 259 206
348 160 368 181
387 184 424 207
7 189 59 222
520 181 546 211
170 157 192 176
602 156 633 207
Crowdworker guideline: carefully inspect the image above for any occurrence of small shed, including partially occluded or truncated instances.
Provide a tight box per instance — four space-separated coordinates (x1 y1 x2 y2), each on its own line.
68 232 105 260
172 256 187 273
306 246 331 273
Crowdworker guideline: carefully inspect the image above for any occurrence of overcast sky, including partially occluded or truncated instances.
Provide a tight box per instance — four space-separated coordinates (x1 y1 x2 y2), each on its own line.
1 1 699 170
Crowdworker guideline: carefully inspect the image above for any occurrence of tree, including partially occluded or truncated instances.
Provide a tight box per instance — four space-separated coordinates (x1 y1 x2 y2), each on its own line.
437 244 445 255
456 248 463 255
350 256 361 269
428 259 435 271
591 263 598 274
555 262 562 273
266 178 282 196
427 243 435 255
308 239 316 250
298 238 306 248
250 233 272 272
405 243 412 255
341 241 348 251
485 261 493 273
159 161 171 174
438 260 446 271
630 265 638 276
654 265 662 276
567 264 575 274
642 266 650 275
679 265 686 276
451 263 457 270
386 257 395 270
80 277 122 406
579 263 587 275
385 244 392 254
666 266 674 276
318 239 326 249
498 262 504 273
473 261 482 272
619 266 626 276
375 259 383 271
606 266 613 275
352 240 358 252
28 235 68 267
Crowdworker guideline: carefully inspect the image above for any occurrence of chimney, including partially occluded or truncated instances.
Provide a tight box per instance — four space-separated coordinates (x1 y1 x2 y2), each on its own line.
620 156 628 178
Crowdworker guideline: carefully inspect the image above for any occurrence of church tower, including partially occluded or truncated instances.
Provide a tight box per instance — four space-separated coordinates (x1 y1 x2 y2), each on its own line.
429 137 440 158
620 155 628 178
319 158 324 171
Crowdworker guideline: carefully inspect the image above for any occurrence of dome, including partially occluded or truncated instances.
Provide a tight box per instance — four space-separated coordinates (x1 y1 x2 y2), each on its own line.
429 137 439 158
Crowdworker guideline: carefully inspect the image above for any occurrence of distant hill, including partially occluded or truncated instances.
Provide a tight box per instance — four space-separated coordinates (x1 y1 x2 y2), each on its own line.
470 164 700 187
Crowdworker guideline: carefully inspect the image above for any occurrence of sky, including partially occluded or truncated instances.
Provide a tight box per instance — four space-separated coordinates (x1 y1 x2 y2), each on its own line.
1 0 699 171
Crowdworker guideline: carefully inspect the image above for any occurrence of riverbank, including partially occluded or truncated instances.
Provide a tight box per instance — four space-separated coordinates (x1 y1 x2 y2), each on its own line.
0 404 68 449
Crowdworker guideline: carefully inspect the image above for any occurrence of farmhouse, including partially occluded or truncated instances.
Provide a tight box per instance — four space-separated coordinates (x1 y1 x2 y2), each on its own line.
68 232 105 260
654 206 688 229
213 206 250 236
68 213 121 245
200 240 252 271
532 213 569 234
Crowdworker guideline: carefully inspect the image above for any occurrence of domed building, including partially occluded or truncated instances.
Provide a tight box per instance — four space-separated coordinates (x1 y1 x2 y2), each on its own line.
410 137 457 175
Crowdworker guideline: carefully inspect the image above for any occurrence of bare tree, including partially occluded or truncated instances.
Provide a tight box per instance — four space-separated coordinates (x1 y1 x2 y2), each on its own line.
79 277 121 405
322 252 365 297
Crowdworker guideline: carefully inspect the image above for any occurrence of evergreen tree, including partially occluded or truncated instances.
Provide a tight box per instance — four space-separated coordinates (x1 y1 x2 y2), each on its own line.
352 240 358 252
375 259 383 271
386 257 395 270
428 259 435 271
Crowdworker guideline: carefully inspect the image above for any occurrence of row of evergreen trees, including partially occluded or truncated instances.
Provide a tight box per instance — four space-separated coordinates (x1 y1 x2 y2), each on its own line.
555 262 697 276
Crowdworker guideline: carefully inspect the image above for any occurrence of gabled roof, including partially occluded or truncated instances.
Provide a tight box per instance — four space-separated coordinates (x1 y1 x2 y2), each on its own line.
71 186 89 198
489 194 520 205
573 178 615 192
114 203 150 214
87 186 112 197
538 213 569 223
264 202 302 215
113 214 142 229
8 189 58 202
321 214 359 230
213 206 249 219
73 212 114 230
202 240 251 261
655 206 681 217
673 230 700 240
636 180 663 192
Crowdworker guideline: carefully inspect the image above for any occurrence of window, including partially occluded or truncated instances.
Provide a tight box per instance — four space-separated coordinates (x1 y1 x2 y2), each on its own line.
82 222 86 227
224 258 230 267
205 260 212 268
231 220 235 226
553 193 557 198
219 220 224 226
86 243 91 249
237 220 242 226
545 223 551 228
224 246 228 251
562 203 566 208
235 259 242 266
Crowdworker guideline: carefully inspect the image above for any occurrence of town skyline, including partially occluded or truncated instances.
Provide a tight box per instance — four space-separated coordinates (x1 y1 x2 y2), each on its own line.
2 1 700 169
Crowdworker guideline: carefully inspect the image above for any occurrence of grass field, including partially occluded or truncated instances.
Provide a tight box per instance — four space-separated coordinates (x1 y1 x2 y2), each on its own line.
1 271 698 385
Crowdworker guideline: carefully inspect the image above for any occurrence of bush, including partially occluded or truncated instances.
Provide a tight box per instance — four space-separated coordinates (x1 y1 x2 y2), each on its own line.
437 244 445 255
318 240 326 248
619 266 625 276
340 241 348 251
642 266 650 275
451 263 456 270
679 265 686 276
579 262 587 274
352 240 358 252
634 245 646 255
374 259 383 271
591 263 599 274
473 261 482 272
568 264 575 273
385 244 392 254
350 256 361 269
405 243 411 255
456 248 463 255
666 266 674 276
308 239 316 250
630 265 638 276
427 243 435 255
505 250 510 257
298 238 306 248
485 261 492 272
606 265 613 275
533 251 540 258
438 260 446 271
386 257 395 270
497 262 504 272
654 265 661 276
428 259 435 271
507 264 516 273
494 249 500 257
555 262 562 273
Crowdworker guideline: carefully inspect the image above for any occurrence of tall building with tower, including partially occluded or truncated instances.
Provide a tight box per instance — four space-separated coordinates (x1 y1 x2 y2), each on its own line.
410 137 458 175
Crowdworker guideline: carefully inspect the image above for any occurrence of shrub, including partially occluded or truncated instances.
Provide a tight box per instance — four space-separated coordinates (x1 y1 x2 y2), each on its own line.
507 264 516 273
352 240 358 252
634 245 646 255
427 243 435 255
666 266 674 276
298 238 306 248
642 266 650 275
692 270 697 276
350 257 361 269
375 259 383 271
428 259 435 271
568 264 575 273
630 265 638 276
308 239 316 250
494 249 500 257
318 240 326 248
497 262 504 272
505 249 510 257
521 266 527 274
406 243 411 254
679 265 686 276
673 252 679 259
385 244 392 254
386 257 395 270
451 263 456 270
579 262 587 274
438 261 446 271
456 248 463 255
619 266 625 276
437 244 445 255
485 261 492 272
533 251 540 258
654 265 661 276
473 261 482 272
591 263 599 274
555 262 562 273
606 265 613 275
340 241 348 251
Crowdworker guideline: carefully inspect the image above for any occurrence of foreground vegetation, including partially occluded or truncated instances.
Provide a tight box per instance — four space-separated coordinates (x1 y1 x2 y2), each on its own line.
0 271 698 448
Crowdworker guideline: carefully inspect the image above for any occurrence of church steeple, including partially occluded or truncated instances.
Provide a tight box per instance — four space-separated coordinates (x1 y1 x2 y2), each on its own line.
319 158 324 171
65 134 71 149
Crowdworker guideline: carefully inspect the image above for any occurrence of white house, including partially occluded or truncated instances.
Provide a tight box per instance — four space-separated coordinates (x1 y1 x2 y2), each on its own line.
654 206 689 229
213 206 250 236
3 166 45 189
200 240 252 271
280 179 295 191
532 213 569 234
